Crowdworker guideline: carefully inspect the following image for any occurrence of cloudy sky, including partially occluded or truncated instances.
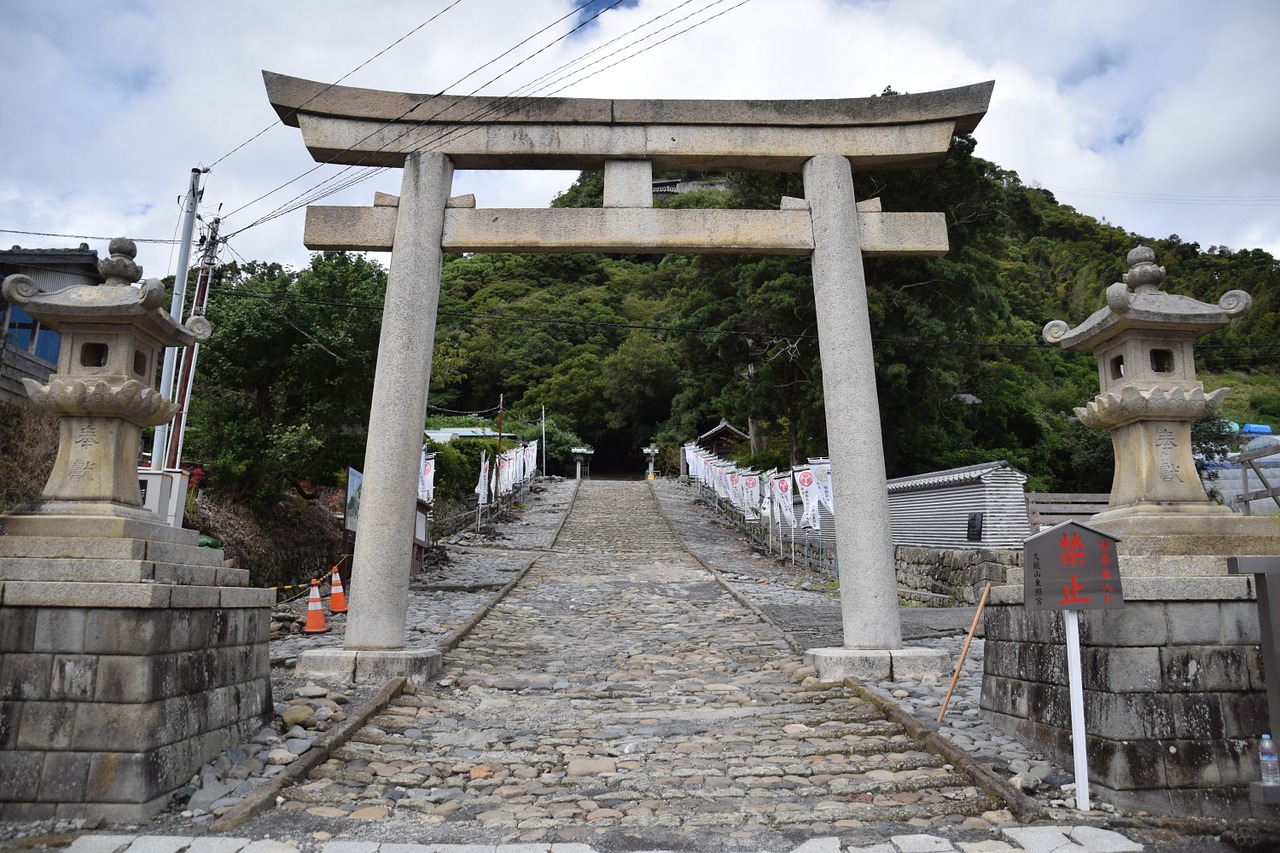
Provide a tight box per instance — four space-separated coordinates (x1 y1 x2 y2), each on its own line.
2 0 1277 277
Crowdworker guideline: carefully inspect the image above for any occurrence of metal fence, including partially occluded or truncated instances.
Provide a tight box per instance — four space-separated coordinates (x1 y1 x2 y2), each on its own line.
423 474 540 544
688 477 839 578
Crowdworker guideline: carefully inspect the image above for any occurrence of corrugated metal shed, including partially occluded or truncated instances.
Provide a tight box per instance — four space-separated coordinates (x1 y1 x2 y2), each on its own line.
424 427 498 443
887 460 1031 548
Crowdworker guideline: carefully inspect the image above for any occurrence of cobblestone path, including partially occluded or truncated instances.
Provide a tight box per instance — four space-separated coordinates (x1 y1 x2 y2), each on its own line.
276 481 995 848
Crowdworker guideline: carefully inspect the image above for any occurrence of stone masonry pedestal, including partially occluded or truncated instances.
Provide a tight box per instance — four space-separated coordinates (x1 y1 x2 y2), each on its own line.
982 576 1267 817
0 514 273 821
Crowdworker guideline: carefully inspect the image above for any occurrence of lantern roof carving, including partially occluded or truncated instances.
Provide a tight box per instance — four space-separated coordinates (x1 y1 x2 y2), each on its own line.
1043 245 1250 351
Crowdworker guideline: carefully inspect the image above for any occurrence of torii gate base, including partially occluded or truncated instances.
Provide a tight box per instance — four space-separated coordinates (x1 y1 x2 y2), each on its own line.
263 73 994 684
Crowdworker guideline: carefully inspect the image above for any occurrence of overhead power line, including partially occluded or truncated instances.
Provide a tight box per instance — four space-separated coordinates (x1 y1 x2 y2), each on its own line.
222 0 632 236
0 228 177 245
207 0 469 169
221 0 753 241
204 286 1280 361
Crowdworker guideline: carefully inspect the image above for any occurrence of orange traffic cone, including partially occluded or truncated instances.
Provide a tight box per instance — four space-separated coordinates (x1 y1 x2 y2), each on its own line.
303 579 328 633
328 569 348 614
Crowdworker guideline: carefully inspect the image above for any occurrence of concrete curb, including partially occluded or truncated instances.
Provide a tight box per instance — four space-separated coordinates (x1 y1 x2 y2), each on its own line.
548 478 581 550
649 480 1042 822
207 675 407 832
436 556 539 654
841 677 1047 824
432 480 577 651
649 479 807 657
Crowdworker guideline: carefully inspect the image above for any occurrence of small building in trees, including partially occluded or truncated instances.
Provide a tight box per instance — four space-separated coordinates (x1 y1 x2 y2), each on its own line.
696 418 749 458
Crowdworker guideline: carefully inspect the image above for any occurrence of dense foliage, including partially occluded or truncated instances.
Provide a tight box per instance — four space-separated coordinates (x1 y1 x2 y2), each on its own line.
185 138 1280 510
185 252 386 513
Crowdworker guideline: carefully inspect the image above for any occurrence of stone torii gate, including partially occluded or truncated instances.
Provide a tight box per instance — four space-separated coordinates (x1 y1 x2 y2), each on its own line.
263 71 993 683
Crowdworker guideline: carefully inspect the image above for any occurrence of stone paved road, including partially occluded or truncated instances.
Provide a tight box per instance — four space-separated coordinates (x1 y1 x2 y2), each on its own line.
252 481 995 849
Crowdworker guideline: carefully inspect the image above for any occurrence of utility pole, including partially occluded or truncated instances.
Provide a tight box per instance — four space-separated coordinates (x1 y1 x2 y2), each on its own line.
151 167 206 469
165 216 220 469
541 405 546 477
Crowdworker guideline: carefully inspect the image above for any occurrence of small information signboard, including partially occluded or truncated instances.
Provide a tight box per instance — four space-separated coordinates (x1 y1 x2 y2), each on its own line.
1024 520 1123 611
1022 519 1124 814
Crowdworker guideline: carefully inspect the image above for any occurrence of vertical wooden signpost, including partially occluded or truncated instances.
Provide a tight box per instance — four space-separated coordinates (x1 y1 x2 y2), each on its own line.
1024 520 1124 812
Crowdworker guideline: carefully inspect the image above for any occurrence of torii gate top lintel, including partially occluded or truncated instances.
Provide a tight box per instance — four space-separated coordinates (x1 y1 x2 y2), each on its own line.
263 71 992 172
265 72 992 257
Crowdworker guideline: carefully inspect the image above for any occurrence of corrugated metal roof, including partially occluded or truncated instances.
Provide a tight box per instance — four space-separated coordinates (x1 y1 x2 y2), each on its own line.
0 245 100 292
886 459 1023 493
424 427 498 443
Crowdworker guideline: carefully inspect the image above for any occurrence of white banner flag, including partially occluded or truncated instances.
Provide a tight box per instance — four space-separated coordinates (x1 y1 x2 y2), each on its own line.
795 465 820 529
498 449 518 495
810 458 834 514
741 471 760 520
524 441 538 479
418 450 436 503
715 463 734 500
475 455 491 506
772 471 797 528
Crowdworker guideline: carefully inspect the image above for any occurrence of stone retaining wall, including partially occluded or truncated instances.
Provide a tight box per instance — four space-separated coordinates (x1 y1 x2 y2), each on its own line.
980 577 1267 817
0 601 271 821
895 545 1020 605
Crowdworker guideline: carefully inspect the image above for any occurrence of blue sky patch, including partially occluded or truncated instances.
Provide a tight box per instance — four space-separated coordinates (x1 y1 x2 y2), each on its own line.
573 0 640 32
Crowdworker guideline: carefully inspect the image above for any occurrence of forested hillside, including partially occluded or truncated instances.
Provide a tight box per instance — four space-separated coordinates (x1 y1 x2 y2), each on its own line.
186 132 1280 508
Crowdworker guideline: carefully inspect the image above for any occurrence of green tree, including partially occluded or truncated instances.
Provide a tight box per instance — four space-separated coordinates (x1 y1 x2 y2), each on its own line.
186 252 386 513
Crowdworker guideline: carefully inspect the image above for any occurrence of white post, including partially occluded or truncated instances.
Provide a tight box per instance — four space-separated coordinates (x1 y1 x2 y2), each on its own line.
803 155 902 650
1063 608 1091 811
345 152 453 650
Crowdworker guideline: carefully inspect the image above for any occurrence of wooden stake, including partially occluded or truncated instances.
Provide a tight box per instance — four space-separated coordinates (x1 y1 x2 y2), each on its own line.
937 581 992 723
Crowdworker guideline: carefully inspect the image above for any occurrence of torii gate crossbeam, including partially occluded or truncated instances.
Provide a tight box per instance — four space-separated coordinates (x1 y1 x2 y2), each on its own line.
263 72 993 684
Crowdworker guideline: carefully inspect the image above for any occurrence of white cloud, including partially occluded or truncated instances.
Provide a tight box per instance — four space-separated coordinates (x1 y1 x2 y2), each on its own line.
1 0 1277 274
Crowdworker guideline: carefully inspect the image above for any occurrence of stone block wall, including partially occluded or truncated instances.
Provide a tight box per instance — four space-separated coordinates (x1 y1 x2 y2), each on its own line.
0 602 271 821
895 545 1020 605
980 577 1268 817
0 519 274 821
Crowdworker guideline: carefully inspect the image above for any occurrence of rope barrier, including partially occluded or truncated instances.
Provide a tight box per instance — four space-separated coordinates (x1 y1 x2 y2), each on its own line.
270 554 351 603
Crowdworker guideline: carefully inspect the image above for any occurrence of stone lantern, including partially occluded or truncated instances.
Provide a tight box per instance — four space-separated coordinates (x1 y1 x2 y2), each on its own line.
1044 245 1247 516
643 442 659 480
0 239 272 820
2 237 210 519
1041 245 1280 572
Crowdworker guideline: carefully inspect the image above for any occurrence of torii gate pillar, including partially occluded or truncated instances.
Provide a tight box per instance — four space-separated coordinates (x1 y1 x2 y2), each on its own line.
801 156 945 679
297 152 453 683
